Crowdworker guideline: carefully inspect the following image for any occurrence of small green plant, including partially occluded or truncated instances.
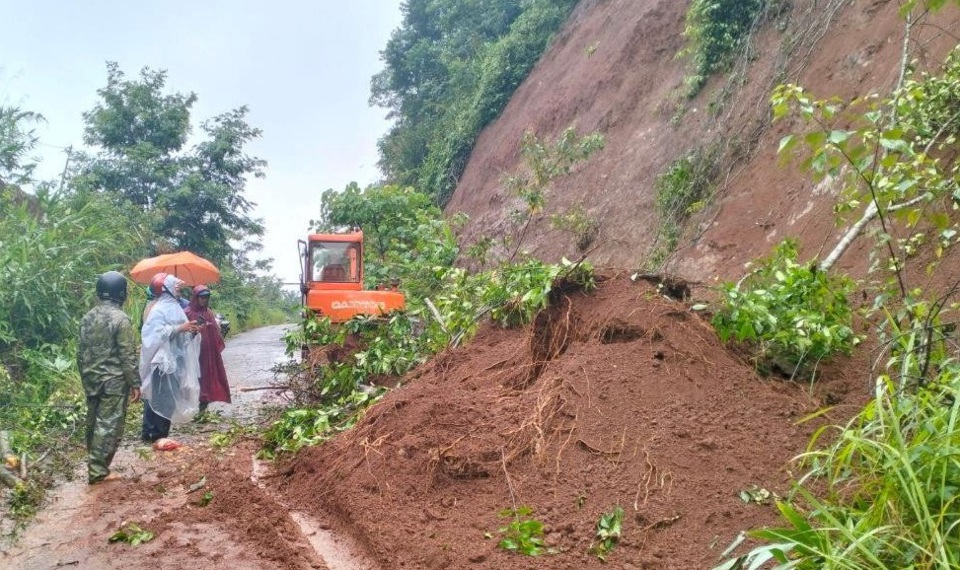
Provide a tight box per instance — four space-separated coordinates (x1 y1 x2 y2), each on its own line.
197 491 214 507
208 420 256 450
647 146 718 269
711 239 858 377
133 446 154 461
497 506 547 556
9 479 45 521
549 205 600 251
589 505 624 561
108 521 155 546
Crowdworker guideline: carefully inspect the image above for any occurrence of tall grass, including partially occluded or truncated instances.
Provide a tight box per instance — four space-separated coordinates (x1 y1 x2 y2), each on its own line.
0 186 148 525
718 364 960 569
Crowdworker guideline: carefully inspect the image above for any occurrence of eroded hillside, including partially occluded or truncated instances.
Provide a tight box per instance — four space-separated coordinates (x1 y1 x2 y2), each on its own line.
446 0 960 282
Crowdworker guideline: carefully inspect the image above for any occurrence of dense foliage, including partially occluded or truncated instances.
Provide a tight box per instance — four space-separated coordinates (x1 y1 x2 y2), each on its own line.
371 0 579 205
0 66 291 524
74 63 265 265
679 0 768 95
718 9 960 569
712 240 858 378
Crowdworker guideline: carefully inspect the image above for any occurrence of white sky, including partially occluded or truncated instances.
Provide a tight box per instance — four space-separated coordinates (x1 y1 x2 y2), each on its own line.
0 0 403 286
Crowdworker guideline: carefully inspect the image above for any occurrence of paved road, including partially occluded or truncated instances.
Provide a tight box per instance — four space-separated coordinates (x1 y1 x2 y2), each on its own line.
213 323 294 419
1 323 308 570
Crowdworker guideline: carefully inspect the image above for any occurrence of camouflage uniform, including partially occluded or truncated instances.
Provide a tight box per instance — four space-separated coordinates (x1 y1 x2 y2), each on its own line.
77 300 139 483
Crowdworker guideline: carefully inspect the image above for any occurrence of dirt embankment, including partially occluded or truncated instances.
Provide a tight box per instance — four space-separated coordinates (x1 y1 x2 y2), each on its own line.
278 275 864 569
446 0 960 282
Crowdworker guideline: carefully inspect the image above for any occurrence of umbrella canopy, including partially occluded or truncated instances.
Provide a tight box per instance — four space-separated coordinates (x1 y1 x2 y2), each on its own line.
130 251 220 286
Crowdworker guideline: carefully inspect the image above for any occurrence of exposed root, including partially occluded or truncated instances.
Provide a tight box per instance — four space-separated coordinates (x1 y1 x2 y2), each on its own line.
359 434 390 494
522 296 577 387
640 513 682 533
500 372 577 471
501 448 519 511
632 273 693 301
633 445 672 510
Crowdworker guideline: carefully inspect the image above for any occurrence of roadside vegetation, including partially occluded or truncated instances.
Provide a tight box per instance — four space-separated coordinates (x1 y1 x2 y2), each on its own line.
713 3 960 567
267 128 601 456
7 2 960 566
0 65 293 529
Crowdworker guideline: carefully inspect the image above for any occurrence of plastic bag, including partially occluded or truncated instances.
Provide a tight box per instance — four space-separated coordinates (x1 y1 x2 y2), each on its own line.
152 438 181 451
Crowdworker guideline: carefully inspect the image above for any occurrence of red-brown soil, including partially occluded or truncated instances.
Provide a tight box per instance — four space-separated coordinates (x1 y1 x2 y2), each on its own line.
446 0 960 283
13 2 959 568
277 275 865 569
3 438 327 570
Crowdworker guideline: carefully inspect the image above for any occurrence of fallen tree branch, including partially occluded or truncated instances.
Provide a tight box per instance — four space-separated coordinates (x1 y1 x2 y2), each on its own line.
424 298 448 333
820 195 925 272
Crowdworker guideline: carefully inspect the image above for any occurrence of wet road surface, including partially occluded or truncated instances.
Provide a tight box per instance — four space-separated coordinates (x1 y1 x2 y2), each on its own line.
213 324 294 419
0 323 382 570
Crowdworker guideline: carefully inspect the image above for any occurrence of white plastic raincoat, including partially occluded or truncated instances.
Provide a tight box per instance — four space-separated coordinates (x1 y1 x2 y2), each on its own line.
139 276 201 424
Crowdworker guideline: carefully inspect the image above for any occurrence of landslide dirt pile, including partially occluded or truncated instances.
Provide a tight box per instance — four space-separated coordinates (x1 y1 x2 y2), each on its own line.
280 275 861 569
95 444 322 570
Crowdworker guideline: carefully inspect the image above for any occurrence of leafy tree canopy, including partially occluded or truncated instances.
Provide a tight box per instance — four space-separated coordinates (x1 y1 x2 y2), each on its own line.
0 106 44 185
371 0 578 205
75 62 265 265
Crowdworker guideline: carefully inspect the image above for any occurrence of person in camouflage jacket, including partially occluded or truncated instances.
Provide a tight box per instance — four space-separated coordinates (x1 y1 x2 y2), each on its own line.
77 271 141 484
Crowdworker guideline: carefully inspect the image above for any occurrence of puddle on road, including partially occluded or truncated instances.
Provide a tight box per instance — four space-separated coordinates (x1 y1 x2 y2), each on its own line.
250 456 376 570
250 456 269 488
290 511 377 570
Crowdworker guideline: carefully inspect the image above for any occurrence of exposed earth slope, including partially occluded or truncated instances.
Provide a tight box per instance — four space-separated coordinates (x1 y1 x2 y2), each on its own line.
8 2 960 569
278 275 862 569
446 0 960 281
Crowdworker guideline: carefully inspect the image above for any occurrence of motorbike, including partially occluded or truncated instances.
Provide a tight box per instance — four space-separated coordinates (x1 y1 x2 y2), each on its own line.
215 313 231 337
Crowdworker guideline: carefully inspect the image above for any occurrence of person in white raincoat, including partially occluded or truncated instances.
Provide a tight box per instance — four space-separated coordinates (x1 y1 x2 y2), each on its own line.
139 273 202 442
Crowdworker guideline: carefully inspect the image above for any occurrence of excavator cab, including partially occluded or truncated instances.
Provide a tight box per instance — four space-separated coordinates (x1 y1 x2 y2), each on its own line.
299 230 405 323
309 239 361 287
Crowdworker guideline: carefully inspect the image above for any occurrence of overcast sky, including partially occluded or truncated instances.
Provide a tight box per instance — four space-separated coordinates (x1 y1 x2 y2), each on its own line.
1 0 403 286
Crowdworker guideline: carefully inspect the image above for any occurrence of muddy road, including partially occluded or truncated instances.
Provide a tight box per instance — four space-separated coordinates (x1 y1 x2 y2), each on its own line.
1 325 375 570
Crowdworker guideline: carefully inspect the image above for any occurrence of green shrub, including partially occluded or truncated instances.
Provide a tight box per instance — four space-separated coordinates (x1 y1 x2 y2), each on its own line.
549 204 600 251
647 147 717 269
680 0 767 96
711 240 858 376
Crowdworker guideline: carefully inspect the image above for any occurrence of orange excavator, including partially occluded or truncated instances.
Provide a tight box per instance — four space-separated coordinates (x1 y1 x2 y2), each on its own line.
298 230 405 322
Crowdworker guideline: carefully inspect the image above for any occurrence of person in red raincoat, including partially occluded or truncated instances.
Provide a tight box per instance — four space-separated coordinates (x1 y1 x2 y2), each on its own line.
184 285 231 415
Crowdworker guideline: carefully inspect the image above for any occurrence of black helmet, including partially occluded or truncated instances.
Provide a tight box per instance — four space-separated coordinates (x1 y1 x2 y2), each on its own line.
96 271 128 304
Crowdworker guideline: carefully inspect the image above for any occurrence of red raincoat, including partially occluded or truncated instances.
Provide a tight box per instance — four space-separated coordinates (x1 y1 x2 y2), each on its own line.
185 291 231 404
